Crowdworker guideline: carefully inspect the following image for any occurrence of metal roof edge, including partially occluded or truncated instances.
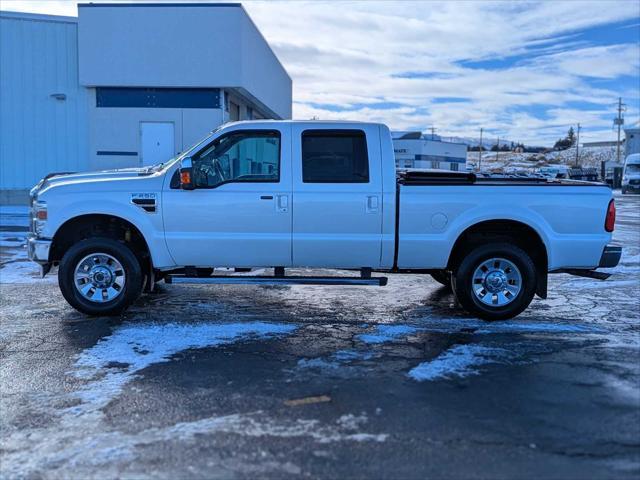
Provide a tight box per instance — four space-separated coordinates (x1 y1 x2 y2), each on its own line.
78 3 241 8
0 10 77 23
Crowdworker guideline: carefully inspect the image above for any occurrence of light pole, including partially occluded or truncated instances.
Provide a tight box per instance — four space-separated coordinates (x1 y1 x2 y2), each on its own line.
575 123 581 167
478 127 483 172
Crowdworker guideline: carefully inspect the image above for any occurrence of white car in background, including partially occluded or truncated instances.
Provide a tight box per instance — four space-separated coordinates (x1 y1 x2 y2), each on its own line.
622 153 640 194
539 165 571 179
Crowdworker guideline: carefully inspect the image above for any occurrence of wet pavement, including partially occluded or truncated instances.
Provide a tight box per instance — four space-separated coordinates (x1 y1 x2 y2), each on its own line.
1 193 639 479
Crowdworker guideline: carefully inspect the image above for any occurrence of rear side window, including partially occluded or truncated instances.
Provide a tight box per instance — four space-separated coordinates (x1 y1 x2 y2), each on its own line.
302 130 369 183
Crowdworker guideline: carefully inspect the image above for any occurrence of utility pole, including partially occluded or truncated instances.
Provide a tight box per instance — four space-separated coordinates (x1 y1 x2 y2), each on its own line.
495 136 499 162
614 97 626 164
429 126 437 140
575 123 581 167
478 127 483 172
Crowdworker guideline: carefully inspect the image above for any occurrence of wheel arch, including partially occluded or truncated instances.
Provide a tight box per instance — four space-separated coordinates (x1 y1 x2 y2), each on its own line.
50 214 152 270
446 219 549 298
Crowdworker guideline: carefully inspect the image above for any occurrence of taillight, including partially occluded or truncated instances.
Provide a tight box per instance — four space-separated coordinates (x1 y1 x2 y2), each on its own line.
605 199 616 232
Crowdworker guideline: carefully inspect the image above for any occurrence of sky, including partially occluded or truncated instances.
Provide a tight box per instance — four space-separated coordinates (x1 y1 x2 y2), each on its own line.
2 0 639 146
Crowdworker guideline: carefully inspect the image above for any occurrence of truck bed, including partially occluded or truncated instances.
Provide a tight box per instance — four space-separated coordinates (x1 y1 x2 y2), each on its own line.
397 169 602 187
394 169 612 271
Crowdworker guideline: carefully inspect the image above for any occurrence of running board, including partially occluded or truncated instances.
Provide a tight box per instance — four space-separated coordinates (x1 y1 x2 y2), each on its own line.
559 269 612 280
165 275 388 286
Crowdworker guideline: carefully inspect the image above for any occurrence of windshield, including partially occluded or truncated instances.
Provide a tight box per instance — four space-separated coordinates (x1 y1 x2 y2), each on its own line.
625 164 640 174
146 128 222 172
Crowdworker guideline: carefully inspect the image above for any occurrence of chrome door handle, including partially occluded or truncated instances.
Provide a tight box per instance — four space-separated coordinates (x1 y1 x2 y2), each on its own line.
277 194 289 213
366 195 379 213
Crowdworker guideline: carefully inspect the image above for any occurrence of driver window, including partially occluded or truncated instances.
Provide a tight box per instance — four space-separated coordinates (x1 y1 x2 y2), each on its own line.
192 131 280 188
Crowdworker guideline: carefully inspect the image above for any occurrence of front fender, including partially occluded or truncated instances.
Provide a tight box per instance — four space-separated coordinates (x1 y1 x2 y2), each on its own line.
46 195 175 268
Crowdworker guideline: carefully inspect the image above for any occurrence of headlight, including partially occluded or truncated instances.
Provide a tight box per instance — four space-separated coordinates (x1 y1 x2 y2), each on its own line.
32 200 47 236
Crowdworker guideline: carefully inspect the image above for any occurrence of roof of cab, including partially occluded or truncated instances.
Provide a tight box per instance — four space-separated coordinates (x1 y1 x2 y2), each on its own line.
222 119 387 128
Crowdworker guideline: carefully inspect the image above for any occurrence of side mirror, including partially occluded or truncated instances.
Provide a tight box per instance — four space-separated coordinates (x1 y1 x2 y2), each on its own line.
179 157 195 190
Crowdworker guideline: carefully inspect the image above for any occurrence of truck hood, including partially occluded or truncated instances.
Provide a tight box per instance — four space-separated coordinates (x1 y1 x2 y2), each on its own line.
31 167 155 197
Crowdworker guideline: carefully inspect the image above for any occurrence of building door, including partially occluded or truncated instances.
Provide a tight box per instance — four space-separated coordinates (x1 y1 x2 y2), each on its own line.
140 122 174 166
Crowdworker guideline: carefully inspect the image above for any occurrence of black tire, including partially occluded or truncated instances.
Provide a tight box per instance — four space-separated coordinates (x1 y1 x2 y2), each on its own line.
430 270 451 288
452 243 536 321
58 237 144 316
622 188 628 195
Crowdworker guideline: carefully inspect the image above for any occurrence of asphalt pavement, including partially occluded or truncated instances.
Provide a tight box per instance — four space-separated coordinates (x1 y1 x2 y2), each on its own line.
1 193 639 479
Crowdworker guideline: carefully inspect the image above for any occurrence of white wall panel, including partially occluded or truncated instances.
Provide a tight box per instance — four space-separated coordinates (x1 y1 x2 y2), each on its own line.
0 12 89 190
78 4 291 119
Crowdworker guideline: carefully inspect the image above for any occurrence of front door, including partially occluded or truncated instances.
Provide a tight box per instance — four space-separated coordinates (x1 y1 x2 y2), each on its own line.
162 126 292 268
291 125 383 268
141 122 175 166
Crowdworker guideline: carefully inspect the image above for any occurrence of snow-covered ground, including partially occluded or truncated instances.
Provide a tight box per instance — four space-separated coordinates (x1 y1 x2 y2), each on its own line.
468 145 619 173
0 206 56 284
1 194 639 478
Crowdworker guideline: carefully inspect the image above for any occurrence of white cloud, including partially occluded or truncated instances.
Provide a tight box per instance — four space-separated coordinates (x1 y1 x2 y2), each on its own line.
2 0 639 144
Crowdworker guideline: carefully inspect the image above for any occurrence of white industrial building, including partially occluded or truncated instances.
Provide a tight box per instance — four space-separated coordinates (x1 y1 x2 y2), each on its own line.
0 3 291 203
392 132 467 171
625 124 640 157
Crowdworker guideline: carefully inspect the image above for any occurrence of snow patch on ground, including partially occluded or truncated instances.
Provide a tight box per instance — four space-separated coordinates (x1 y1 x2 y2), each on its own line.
0 216 54 284
333 349 376 361
418 318 605 334
70 321 297 415
358 325 419 344
2 410 386 478
1 320 392 478
297 357 343 371
296 349 377 375
408 344 514 381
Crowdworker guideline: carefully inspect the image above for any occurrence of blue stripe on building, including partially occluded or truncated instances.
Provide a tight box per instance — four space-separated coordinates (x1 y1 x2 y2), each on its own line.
415 154 466 163
96 151 138 156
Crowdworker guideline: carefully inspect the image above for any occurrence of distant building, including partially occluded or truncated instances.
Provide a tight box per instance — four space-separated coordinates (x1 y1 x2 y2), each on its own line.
392 132 467 171
0 3 291 202
582 141 620 148
625 126 640 157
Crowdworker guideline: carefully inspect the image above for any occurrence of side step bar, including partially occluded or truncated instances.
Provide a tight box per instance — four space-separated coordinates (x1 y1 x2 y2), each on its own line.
165 275 388 286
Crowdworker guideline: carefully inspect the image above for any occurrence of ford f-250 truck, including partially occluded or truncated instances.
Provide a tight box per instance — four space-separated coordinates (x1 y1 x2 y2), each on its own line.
28 121 621 320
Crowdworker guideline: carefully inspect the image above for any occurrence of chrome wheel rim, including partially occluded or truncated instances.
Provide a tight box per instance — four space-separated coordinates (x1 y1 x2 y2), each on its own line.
73 253 126 303
472 257 521 307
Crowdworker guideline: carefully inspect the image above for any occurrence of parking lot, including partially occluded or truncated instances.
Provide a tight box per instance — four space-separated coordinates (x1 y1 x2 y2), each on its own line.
1 193 639 479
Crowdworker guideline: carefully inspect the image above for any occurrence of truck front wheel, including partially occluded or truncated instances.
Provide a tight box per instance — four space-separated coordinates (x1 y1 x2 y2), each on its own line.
452 243 536 321
58 237 144 316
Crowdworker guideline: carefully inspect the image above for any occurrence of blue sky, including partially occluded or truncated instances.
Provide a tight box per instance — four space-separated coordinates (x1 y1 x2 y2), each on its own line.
3 0 639 145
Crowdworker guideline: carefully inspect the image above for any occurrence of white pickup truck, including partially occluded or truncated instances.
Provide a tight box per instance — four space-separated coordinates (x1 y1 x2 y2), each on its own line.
28 121 621 320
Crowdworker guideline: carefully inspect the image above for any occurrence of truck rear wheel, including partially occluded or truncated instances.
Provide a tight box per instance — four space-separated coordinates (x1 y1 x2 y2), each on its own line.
452 243 536 321
58 237 143 316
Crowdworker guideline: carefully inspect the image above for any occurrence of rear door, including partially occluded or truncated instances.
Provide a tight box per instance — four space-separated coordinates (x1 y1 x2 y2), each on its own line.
291 125 383 268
